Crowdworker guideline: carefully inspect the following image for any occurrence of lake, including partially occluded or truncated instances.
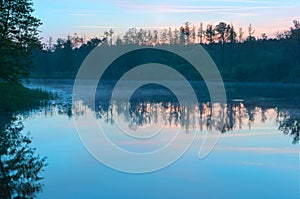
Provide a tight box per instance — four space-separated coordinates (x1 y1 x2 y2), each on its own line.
17 79 300 198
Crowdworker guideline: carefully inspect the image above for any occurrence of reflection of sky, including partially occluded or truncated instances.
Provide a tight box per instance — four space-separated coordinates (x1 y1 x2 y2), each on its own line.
23 104 299 199
33 0 300 41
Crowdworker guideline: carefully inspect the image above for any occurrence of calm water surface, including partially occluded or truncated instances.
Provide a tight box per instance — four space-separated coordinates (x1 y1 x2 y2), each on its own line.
21 79 299 199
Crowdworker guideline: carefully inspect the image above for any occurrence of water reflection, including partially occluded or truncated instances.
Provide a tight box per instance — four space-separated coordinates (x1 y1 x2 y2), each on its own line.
86 99 299 144
17 81 300 199
0 118 47 199
278 113 300 144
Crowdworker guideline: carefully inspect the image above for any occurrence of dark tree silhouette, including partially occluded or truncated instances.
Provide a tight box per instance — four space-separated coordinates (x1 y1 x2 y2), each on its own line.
228 25 237 43
215 22 229 44
0 0 42 83
205 24 215 44
30 20 300 82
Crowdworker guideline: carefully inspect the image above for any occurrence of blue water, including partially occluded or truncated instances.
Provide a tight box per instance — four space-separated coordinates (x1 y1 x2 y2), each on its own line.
22 80 299 199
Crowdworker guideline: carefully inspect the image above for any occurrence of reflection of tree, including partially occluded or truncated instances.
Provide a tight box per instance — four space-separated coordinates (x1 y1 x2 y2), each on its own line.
0 118 47 199
91 99 300 144
221 101 250 132
128 102 154 129
278 114 300 144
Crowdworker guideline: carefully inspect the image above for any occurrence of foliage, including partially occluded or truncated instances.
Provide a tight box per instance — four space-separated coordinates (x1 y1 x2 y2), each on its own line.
0 0 42 83
30 20 300 82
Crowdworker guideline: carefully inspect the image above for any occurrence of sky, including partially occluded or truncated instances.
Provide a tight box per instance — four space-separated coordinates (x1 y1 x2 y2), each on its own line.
33 0 300 43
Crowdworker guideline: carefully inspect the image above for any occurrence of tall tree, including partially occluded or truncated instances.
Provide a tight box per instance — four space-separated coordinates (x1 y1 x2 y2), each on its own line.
173 28 180 44
179 26 185 45
0 0 42 83
191 25 196 44
246 23 255 41
160 29 169 45
228 25 237 72
228 25 237 43
290 20 300 41
215 22 229 44
238 27 244 43
180 22 191 45
152 30 159 45
108 29 114 46
198 22 204 44
205 24 215 44
167 28 173 44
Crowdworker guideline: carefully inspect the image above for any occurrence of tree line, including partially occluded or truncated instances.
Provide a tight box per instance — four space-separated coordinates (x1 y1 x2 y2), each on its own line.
42 21 295 47
1 0 299 83
32 20 300 82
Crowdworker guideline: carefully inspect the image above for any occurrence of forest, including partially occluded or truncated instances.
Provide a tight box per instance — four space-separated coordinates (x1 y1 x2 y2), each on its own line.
32 21 300 82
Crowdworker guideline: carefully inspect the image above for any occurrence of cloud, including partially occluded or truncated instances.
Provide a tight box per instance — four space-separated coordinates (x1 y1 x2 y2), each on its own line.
216 146 300 154
114 3 292 14
73 26 123 29
68 13 96 17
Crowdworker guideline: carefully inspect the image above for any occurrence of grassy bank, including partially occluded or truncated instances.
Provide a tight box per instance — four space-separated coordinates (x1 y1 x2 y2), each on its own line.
0 83 52 114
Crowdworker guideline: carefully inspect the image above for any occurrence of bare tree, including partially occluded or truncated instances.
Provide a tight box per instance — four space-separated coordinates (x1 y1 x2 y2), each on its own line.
160 29 169 45
153 30 159 45
247 23 255 41
168 28 173 44
173 28 180 44
238 27 244 43
191 25 196 44
108 29 114 45
198 22 204 44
